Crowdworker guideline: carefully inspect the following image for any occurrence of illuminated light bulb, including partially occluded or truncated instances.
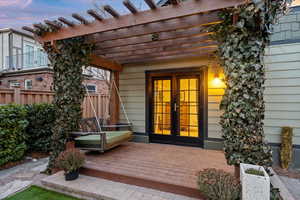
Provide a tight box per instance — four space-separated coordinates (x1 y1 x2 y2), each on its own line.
212 74 223 87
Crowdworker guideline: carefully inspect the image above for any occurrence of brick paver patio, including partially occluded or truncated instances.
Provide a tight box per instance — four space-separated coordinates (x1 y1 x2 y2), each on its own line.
81 142 233 198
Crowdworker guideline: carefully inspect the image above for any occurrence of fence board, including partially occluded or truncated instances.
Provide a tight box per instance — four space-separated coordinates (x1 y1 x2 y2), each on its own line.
0 88 108 118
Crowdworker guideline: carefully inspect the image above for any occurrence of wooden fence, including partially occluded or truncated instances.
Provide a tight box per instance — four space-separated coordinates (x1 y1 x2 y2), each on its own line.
0 88 109 119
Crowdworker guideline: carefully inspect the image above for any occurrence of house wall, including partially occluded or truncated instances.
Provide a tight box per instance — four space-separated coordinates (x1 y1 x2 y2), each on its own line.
0 70 109 94
119 57 225 148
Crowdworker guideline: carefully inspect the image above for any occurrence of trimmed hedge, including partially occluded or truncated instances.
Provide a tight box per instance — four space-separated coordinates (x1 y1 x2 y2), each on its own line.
0 103 55 167
25 103 56 153
0 104 28 166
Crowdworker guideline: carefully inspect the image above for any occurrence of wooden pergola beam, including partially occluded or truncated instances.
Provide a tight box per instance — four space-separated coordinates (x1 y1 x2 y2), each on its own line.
22 26 36 34
72 13 89 24
94 26 210 49
96 34 212 55
123 0 138 14
118 51 214 64
110 43 217 61
103 5 120 18
33 23 45 30
89 54 123 71
36 0 245 42
87 9 103 21
58 17 75 27
170 0 180 5
92 12 219 43
44 20 61 29
144 0 157 9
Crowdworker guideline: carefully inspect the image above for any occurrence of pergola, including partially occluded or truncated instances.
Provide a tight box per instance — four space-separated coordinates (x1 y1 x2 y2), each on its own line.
23 0 245 72
22 0 245 125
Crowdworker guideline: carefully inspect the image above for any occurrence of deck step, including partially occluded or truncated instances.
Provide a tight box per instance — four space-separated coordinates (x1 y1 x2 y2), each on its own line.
41 171 200 200
80 163 203 199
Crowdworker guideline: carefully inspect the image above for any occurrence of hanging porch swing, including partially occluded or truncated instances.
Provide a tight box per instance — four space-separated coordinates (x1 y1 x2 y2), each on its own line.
71 75 133 152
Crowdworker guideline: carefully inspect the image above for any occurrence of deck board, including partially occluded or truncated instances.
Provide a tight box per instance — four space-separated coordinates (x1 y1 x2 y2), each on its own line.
82 142 234 198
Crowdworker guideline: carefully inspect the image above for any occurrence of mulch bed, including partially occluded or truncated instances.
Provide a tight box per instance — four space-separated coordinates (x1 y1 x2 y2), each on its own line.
0 152 49 171
273 167 300 179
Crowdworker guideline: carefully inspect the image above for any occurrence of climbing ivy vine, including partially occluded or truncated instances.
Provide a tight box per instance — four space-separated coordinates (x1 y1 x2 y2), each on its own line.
210 0 291 167
43 37 93 172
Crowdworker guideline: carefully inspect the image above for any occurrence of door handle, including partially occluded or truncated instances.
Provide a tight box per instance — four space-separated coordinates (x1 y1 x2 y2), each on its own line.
174 102 179 112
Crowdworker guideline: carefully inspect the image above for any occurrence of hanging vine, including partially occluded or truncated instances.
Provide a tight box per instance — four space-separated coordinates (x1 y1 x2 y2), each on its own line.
210 0 291 167
43 37 94 172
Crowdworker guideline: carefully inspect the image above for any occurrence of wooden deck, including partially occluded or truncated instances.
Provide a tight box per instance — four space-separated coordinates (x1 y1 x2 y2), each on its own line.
80 142 234 199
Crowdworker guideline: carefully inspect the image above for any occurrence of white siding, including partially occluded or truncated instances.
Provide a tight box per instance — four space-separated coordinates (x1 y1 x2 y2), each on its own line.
264 42 300 145
119 57 225 139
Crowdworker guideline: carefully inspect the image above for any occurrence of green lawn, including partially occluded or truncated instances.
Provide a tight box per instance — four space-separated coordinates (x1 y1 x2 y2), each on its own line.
4 185 82 200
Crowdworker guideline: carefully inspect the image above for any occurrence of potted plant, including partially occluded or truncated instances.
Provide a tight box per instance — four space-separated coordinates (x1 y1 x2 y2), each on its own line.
240 163 270 200
56 149 85 181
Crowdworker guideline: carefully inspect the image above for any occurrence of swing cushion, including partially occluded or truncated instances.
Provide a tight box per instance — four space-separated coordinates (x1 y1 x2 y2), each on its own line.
75 131 132 148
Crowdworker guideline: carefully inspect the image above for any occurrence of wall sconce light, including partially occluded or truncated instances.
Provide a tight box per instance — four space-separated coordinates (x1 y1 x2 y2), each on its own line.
212 73 223 87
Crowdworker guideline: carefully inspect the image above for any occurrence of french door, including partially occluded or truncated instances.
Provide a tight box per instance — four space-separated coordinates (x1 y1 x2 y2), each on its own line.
147 69 205 147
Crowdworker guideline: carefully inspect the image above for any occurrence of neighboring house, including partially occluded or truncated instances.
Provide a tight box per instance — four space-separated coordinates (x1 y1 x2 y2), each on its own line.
0 28 108 94
0 28 48 71
0 67 108 94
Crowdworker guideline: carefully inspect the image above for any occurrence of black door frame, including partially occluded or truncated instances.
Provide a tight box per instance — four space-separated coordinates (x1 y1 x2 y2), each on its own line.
145 67 208 147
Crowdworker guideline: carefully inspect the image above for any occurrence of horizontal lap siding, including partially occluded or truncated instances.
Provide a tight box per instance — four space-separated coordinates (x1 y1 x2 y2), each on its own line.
264 43 300 145
119 58 224 139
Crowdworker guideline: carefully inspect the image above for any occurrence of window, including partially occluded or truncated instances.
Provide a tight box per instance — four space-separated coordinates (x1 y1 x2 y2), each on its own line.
9 80 20 88
86 84 96 93
24 45 34 67
37 49 47 66
25 80 33 90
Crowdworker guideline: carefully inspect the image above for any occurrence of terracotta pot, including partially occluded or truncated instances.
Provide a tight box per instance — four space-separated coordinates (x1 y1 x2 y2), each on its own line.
66 141 75 150
65 170 79 181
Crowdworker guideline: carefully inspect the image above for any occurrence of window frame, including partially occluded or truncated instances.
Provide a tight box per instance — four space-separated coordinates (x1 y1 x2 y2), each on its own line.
24 79 33 90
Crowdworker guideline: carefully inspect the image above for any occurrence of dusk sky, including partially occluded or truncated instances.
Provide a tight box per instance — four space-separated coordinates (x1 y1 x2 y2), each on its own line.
0 0 156 30
0 0 300 30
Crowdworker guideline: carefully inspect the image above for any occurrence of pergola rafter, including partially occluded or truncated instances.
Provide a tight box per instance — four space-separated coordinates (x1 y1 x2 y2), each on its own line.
23 0 246 70
94 33 212 54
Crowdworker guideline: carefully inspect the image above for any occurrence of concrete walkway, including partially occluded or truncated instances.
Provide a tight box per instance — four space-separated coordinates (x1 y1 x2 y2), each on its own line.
0 157 48 199
279 176 300 200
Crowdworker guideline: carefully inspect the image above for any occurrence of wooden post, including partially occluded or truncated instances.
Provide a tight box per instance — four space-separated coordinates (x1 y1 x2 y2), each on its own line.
110 71 120 127
98 93 102 118
13 87 21 104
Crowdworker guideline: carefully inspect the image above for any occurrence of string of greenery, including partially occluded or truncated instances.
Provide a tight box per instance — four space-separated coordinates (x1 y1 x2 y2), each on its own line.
43 38 93 173
210 0 291 167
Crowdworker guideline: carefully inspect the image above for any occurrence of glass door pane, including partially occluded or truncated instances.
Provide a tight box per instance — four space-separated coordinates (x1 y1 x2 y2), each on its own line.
153 79 171 135
179 78 199 137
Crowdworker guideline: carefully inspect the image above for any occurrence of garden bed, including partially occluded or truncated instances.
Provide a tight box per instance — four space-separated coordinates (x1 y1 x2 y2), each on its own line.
3 185 82 200
0 152 49 170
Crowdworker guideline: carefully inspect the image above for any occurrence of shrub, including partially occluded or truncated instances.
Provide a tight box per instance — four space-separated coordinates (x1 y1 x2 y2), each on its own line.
198 168 241 200
0 104 28 166
56 149 85 173
25 103 56 152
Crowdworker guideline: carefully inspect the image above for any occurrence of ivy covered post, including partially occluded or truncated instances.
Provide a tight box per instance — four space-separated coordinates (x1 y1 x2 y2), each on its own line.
43 37 93 172
211 0 291 176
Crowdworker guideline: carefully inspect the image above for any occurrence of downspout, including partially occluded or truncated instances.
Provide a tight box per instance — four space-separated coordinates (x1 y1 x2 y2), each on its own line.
8 30 13 70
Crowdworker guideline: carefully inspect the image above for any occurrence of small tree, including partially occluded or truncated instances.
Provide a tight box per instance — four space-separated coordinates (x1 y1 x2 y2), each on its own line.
211 0 291 176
